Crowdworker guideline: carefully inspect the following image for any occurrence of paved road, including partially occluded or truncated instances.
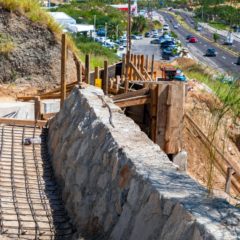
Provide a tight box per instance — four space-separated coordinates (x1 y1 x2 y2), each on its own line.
177 11 240 53
160 11 240 77
131 38 162 61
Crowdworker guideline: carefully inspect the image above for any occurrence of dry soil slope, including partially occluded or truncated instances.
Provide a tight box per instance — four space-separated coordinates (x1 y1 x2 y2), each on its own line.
0 8 76 88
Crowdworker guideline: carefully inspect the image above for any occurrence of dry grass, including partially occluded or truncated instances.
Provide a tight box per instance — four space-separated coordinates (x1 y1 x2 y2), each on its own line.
0 0 80 56
0 0 62 35
0 33 15 53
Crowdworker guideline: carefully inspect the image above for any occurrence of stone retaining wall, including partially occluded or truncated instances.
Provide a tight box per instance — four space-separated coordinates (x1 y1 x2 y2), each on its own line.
48 86 240 240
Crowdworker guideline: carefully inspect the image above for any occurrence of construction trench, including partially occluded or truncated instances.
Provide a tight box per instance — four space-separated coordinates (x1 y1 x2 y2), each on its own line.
0 85 240 240
0 37 240 239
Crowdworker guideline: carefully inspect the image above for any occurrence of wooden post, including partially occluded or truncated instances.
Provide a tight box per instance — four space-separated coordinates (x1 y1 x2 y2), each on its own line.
61 33 67 108
164 85 173 153
76 60 82 85
125 51 130 93
151 54 154 79
129 54 134 80
85 54 90 84
34 96 42 120
121 54 126 78
140 55 145 74
137 55 141 71
94 66 99 85
133 54 137 80
103 60 108 94
145 55 149 72
150 84 158 143
225 167 234 194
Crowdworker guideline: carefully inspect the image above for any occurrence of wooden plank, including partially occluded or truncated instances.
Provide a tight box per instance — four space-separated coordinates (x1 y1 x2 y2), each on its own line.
164 85 173 153
121 54 126 77
143 68 152 81
112 87 149 101
85 54 90 84
129 61 146 81
0 118 47 128
34 96 41 120
145 55 149 72
137 55 141 71
124 51 130 93
61 33 67 108
150 84 158 143
103 60 108 94
140 55 144 74
41 112 57 120
114 95 150 108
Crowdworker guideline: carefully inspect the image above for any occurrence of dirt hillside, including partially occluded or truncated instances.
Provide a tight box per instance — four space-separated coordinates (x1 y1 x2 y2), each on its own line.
0 8 76 90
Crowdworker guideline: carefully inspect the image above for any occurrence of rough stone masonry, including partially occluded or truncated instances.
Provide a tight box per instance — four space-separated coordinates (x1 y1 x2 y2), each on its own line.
48 86 240 240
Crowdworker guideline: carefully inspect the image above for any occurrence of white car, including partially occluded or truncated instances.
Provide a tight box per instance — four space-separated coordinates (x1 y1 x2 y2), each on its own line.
163 24 169 31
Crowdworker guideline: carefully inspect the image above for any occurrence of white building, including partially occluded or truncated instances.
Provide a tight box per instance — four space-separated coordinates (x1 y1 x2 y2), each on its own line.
67 24 95 34
49 12 76 27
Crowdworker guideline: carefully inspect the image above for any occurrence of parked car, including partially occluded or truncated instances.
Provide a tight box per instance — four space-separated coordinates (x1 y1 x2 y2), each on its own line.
161 40 176 49
173 24 179 29
150 38 160 44
136 35 143 40
145 32 151 38
131 35 137 40
163 24 169 31
152 33 159 38
205 48 217 57
188 36 198 43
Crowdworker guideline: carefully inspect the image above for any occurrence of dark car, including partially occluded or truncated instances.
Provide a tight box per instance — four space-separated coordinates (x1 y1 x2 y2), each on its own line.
150 38 160 44
145 32 151 38
161 41 175 49
205 48 217 57
97 28 106 37
186 34 193 40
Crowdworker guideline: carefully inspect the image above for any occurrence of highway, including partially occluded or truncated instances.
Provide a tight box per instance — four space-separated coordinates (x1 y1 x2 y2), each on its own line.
160 11 240 77
177 11 240 54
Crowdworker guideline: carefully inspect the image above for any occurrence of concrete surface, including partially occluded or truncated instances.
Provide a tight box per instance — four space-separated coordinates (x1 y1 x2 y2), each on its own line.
0 100 60 120
48 86 240 240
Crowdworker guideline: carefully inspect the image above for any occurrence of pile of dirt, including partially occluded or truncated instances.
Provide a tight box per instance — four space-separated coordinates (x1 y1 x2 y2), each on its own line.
0 8 76 92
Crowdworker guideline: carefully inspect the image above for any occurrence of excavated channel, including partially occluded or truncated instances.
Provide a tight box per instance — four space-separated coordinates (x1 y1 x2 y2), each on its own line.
0 124 74 239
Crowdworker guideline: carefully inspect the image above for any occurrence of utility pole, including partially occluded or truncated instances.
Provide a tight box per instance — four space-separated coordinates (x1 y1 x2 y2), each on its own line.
94 15 96 41
116 25 119 40
105 22 107 40
127 0 132 52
